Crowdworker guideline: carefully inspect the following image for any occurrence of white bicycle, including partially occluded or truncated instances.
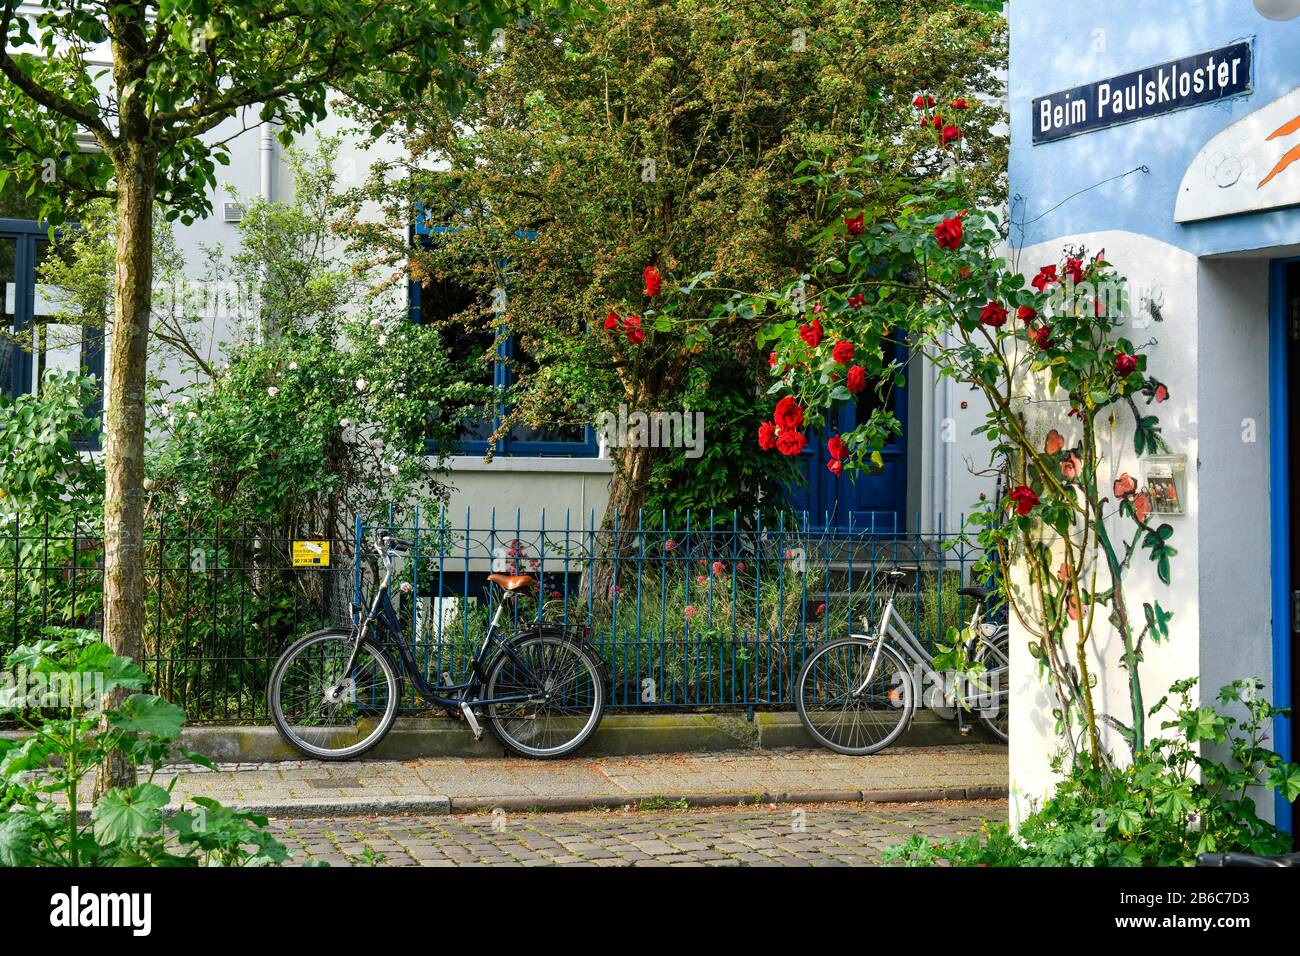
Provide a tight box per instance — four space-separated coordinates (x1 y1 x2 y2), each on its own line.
794 566 1009 755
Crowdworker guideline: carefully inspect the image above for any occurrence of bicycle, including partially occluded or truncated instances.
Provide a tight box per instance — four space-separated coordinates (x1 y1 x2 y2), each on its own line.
794 565 1009 755
267 532 607 760
1196 851 1300 867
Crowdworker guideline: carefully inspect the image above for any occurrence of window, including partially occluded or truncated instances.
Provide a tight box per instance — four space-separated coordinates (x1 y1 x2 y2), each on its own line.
410 272 597 458
0 207 105 449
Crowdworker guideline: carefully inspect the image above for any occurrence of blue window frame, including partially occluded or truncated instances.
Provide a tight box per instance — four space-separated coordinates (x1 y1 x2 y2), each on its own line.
408 225 597 458
1 218 104 451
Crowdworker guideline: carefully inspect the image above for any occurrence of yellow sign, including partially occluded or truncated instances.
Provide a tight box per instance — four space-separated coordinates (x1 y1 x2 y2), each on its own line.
292 540 330 568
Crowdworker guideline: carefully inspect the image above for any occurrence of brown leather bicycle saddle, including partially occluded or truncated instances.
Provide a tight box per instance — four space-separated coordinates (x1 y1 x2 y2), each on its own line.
487 573 537 592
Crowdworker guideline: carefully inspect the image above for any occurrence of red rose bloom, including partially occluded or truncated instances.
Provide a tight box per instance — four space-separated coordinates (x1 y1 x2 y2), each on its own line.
913 94 936 109
827 435 847 461
624 314 645 344
1113 473 1137 499
848 293 866 309
934 211 966 250
1154 383 1169 403
1114 352 1138 376
1033 325 1052 349
1065 257 1086 285
844 213 865 236
845 365 867 394
768 351 777 367
776 430 807 457
832 341 855 364
939 125 962 146
826 459 843 477
950 97 969 110
711 561 726 575
757 421 777 451
1031 265 1058 291
643 265 663 297
799 317 824 348
603 310 619 331
1008 485 1040 516
1017 306 1037 323
979 301 1009 328
773 396 804 432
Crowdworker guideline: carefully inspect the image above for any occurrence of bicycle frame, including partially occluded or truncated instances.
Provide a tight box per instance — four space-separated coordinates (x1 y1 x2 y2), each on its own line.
342 542 549 712
855 591 1004 716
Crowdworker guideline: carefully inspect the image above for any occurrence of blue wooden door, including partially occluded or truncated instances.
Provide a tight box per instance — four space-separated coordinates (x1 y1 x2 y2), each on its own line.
787 362 907 533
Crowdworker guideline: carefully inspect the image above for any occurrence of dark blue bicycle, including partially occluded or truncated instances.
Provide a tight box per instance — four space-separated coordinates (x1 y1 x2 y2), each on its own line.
268 532 606 760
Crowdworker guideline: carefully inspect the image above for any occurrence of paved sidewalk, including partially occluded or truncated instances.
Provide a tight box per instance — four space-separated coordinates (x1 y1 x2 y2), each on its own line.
159 744 1007 816
272 799 1006 866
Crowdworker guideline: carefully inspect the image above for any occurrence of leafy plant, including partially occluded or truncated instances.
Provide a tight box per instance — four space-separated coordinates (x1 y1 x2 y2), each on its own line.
883 678 1300 867
0 629 292 867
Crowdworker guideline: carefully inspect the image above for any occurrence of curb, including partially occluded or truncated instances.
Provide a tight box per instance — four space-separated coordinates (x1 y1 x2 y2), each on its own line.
142 784 1008 819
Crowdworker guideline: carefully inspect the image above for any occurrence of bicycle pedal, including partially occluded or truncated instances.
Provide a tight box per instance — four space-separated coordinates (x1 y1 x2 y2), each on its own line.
460 702 484 740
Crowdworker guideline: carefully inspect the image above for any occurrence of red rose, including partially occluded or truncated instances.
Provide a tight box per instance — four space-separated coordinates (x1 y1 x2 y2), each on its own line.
979 301 1008 328
768 351 777 367
844 213 865 235
845 365 867 394
603 310 619 331
624 314 645 345
827 435 847 460
939 125 962 146
757 421 777 451
1113 473 1137 499
826 459 843 477
1044 429 1064 454
773 396 804 432
1060 452 1082 480
1008 484 1040 516
1134 493 1152 523
1017 305 1037 323
1114 352 1137 376
1065 257 1086 285
776 430 807 457
1031 265 1058 291
928 114 944 129
950 97 969 110
711 560 726 575
934 211 966 250
1033 325 1052 349
1154 384 1169 403
848 293 866 309
799 317 824 348
913 94 936 109
832 341 855 364
643 265 663 297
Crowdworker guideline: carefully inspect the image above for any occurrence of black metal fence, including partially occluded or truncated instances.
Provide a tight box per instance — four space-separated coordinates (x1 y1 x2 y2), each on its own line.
2 509 991 722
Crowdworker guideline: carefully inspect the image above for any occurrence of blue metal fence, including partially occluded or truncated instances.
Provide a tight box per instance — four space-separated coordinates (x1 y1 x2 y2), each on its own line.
358 508 989 712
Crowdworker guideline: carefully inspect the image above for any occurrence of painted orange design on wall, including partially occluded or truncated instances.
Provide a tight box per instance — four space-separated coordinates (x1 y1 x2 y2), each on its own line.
1258 114 1300 189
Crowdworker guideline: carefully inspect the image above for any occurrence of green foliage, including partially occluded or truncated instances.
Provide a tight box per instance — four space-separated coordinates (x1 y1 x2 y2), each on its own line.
345 0 1007 520
0 629 293 866
884 678 1298 867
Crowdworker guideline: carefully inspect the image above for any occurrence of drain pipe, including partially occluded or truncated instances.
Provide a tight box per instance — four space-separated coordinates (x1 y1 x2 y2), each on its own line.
259 122 275 203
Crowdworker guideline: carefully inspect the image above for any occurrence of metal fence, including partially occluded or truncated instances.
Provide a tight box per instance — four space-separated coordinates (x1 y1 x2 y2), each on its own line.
2 509 991 721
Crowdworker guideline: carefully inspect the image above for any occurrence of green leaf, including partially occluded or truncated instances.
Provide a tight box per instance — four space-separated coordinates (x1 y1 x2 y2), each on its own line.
1267 763 1300 803
109 695 186 739
92 784 170 844
0 814 36 866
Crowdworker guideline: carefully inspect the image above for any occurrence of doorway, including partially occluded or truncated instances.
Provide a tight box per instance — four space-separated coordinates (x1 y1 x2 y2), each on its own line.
1271 258 1299 834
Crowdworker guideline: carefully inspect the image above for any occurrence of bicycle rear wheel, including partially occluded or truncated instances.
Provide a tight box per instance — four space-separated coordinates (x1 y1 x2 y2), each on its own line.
974 629 1009 743
796 637 914 755
483 630 605 759
268 628 402 760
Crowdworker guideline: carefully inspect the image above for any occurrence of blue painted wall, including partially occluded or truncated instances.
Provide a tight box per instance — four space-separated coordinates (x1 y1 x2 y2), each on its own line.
1010 1 1300 254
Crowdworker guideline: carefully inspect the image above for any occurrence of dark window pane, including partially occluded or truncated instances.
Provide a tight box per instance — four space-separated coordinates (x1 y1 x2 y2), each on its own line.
507 346 584 444
1 236 17 396
417 277 497 443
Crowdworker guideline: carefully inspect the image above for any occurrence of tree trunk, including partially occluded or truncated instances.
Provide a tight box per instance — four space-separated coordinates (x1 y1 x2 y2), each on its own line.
95 153 156 798
585 441 658 604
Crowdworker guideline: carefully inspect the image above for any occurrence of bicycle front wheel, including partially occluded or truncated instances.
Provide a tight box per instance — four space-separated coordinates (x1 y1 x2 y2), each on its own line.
796 637 914 755
974 629 1009 743
268 628 402 760
483 630 605 759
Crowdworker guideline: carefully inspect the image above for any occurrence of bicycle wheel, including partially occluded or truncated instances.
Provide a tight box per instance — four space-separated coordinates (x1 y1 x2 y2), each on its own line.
483 630 605 759
268 628 402 760
796 637 914 755
974 629 1009 743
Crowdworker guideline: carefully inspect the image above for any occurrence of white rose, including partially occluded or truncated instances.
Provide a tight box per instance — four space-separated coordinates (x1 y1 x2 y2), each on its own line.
370 318 384 331
355 378 368 392
388 464 399 476
340 418 351 428
288 361 299 371
267 386 280 397
378 334 388 346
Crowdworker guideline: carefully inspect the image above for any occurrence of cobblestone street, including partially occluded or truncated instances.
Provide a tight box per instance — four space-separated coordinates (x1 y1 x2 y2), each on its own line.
270 798 1005 867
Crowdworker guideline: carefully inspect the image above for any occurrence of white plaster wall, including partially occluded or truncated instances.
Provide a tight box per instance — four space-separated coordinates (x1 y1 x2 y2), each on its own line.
1009 230 1204 818
441 457 613 529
